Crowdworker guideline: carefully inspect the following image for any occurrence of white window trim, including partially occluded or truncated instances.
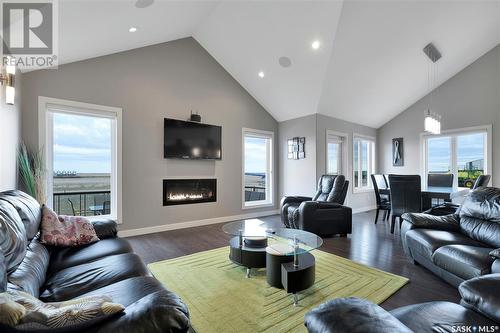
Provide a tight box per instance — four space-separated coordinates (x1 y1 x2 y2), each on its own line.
242 128 274 209
38 96 123 224
352 133 376 194
326 130 348 177
420 125 492 188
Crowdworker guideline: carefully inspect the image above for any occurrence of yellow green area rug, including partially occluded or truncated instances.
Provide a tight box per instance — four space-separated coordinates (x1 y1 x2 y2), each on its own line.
148 247 409 333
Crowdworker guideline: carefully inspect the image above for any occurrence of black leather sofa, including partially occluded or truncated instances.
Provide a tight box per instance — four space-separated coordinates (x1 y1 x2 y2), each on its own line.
401 187 500 287
304 273 500 333
280 175 352 237
0 190 190 332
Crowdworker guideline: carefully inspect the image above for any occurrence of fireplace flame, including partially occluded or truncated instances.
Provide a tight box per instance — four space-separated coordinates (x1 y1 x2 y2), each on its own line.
168 193 205 201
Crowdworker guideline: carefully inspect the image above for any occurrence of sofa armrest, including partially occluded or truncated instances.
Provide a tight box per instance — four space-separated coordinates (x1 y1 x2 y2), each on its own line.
304 297 413 333
92 219 118 239
95 290 190 333
280 196 312 207
401 213 460 231
459 274 500 323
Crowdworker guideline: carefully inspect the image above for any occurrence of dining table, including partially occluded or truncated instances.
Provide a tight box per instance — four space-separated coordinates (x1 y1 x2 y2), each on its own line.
379 186 471 211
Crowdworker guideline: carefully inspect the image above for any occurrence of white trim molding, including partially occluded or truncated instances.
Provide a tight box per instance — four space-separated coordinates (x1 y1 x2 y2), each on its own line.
119 209 280 238
38 96 123 224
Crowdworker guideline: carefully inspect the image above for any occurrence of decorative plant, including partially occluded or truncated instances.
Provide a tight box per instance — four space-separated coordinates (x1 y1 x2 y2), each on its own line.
18 143 46 204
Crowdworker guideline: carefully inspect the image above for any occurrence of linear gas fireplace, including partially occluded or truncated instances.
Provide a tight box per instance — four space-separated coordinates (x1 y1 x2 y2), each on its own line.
163 179 217 206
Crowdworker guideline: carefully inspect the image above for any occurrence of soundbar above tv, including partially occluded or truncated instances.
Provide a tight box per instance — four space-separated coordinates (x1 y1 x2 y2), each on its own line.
164 118 222 160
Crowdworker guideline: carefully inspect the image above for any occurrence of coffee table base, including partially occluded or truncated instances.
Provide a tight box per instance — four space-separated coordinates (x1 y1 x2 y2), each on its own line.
282 253 315 305
228 237 266 277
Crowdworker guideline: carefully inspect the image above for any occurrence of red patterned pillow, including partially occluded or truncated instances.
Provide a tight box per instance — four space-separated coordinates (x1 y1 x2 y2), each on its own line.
40 205 99 247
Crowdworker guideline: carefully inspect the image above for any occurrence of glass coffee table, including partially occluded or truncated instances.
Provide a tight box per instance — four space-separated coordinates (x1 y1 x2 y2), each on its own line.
223 219 323 305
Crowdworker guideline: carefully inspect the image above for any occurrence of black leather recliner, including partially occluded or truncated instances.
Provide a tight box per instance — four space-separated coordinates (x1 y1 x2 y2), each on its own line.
401 187 500 287
280 175 352 237
304 273 500 333
0 190 191 333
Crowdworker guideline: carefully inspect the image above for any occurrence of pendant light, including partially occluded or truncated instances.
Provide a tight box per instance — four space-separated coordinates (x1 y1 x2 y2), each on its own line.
423 43 441 135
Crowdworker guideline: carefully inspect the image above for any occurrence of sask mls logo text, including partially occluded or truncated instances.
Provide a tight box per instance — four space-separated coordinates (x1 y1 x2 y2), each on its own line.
1 0 58 69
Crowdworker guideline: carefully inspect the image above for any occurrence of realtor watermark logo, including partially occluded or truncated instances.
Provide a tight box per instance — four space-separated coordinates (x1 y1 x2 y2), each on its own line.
1 0 58 70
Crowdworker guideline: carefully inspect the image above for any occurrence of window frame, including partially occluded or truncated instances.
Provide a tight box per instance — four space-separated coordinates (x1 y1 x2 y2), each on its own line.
38 96 123 224
326 130 348 176
241 127 274 209
352 134 376 193
420 125 492 188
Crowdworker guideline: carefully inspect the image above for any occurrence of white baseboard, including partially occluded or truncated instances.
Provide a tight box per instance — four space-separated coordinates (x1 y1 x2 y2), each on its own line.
352 205 376 214
119 209 280 238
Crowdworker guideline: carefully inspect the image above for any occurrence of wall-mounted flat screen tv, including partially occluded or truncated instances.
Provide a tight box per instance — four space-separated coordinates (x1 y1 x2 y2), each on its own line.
164 118 222 160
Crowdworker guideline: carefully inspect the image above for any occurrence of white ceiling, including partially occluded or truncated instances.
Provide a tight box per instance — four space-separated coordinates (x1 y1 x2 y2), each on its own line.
55 0 500 128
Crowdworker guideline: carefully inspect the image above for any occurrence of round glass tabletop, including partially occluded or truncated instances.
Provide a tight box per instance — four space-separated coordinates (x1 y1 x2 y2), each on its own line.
222 219 323 254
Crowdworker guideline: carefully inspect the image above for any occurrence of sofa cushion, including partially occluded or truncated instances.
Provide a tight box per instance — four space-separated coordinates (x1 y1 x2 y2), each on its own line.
459 216 500 248
0 201 27 274
459 273 500 323
40 205 100 247
79 276 169 307
432 245 494 280
7 238 50 297
9 290 124 332
0 190 41 241
47 238 133 275
391 301 498 333
405 229 483 261
458 187 500 248
40 253 150 302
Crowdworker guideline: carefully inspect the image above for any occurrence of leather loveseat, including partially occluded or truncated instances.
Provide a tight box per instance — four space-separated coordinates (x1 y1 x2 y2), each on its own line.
401 187 500 287
304 273 500 333
0 190 190 332
280 175 352 237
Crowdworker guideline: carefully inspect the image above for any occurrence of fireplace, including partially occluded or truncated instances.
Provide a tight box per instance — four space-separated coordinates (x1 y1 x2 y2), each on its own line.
163 179 217 206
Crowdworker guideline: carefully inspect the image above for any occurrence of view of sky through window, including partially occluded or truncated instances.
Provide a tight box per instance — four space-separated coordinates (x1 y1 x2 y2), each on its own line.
244 136 267 174
53 113 112 174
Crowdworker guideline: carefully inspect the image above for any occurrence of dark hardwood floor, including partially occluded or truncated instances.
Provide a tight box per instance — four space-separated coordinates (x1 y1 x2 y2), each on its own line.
126 210 460 310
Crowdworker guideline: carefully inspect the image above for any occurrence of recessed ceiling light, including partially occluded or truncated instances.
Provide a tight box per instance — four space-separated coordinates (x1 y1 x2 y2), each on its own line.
135 0 154 8
258 71 265 78
312 40 321 50
129 27 137 33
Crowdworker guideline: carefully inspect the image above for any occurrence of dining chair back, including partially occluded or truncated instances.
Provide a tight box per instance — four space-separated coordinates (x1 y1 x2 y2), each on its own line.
473 175 491 189
388 175 422 233
371 174 391 224
428 173 453 187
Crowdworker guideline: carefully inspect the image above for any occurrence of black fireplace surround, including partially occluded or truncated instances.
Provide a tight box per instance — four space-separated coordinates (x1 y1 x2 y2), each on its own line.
163 179 217 206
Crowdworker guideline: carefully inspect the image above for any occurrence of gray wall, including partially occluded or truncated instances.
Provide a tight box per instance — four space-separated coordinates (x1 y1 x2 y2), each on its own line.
315 114 377 211
21 37 279 231
279 114 317 197
0 70 21 190
279 113 377 211
378 45 500 186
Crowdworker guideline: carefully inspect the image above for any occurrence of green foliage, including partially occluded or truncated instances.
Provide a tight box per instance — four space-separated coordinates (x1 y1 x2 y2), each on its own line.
18 143 46 203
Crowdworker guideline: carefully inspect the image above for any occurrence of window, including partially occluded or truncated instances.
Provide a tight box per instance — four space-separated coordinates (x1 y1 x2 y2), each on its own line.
424 127 489 188
326 131 346 175
39 97 122 222
353 135 375 192
242 128 273 208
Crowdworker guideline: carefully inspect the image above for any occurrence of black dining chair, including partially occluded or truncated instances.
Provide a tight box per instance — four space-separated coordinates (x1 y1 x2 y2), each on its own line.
388 175 422 234
473 174 491 189
428 173 453 204
371 174 391 224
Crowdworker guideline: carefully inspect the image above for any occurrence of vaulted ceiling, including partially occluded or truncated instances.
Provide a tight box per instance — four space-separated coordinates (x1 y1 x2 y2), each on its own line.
57 0 500 128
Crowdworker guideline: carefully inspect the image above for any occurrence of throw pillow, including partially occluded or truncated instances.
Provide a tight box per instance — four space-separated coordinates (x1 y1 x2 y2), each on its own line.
40 205 99 247
8 290 124 331
0 293 26 326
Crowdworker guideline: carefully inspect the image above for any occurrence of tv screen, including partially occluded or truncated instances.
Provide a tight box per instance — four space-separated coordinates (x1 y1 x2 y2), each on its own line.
164 118 222 160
